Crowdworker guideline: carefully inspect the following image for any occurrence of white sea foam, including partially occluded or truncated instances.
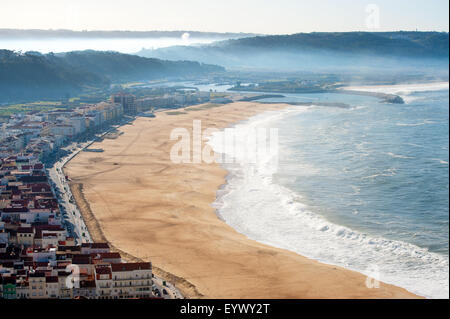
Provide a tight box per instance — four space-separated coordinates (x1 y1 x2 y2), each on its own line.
208 109 449 299
431 158 449 165
386 152 414 159
362 167 397 180
396 120 436 127
343 82 449 103
397 122 426 127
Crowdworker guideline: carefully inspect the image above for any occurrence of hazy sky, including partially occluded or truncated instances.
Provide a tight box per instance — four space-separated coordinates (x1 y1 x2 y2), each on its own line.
1 0 448 34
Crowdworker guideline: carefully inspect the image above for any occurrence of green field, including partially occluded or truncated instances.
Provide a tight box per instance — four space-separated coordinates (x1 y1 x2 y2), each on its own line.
0 101 63 119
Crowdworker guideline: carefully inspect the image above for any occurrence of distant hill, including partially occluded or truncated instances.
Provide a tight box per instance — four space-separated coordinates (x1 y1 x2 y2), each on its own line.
138 31 449 71
0 29 257 39
0 50 224 102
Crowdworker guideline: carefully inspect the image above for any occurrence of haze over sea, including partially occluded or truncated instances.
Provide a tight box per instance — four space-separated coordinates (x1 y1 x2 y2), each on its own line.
208 83 449 299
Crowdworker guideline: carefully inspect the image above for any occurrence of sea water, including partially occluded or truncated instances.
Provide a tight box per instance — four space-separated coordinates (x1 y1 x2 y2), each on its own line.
208 84 449 298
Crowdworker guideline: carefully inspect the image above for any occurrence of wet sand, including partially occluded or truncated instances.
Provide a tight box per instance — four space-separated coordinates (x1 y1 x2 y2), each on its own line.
65 101 420 298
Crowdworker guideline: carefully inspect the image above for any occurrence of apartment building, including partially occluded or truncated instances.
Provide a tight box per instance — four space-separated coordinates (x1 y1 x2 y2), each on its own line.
111 262 152 299
112 93 139 114
28 272 46 299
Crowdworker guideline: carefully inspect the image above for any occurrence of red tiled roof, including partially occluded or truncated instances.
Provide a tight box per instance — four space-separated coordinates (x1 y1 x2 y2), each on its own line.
111 262 151 272
29 271 45 278
95 266 112 275
31 184 51 193
34 225 65 236
72 255 91 265
45 276 58 283
17 227 34 234
91 252 121 260
80 280 96 288
81 243 109 249
2 207 29 213
35 262 48 267
1 276 17 284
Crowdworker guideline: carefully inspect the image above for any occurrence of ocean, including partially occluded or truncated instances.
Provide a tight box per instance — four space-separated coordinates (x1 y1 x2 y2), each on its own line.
208 83 449 299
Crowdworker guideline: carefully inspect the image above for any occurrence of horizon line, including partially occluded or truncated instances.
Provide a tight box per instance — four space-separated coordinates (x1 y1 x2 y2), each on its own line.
0 28 448 35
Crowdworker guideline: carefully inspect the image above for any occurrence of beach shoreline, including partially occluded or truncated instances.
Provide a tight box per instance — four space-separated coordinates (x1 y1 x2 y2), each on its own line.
65 101 421 299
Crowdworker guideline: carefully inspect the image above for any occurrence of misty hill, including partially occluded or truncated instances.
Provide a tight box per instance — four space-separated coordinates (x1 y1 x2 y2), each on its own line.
0 50 224 102
138 31 449 71
0 29 257 39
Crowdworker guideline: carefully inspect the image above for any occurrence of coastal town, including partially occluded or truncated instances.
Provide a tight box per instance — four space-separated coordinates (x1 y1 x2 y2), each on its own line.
0 88 209 299
0 0 449 313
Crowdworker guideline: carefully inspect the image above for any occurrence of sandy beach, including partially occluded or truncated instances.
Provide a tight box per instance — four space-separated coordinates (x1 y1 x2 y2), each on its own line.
65 101 420 299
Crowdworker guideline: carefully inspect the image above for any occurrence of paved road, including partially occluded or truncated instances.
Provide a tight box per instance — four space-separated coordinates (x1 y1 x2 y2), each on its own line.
47 121 130 243
48 140 93 244
152 276 184 299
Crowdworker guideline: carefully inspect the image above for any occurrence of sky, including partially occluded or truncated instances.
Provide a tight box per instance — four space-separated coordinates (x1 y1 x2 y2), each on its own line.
0 0 448 34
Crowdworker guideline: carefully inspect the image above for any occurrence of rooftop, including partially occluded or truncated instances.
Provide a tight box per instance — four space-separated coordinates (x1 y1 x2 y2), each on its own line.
111 262 151 272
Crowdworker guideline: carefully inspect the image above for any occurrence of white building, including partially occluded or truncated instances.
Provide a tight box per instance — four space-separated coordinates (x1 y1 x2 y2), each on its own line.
95 265 113 299
28 272 46 299
45 276 59 298
50 124 75 137
67 116 86 135
111 262 152 299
